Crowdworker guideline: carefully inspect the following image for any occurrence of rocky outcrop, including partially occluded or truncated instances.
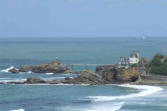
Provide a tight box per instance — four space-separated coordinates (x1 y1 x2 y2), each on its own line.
96 65 116 83
0 78 46 84
96 65 140 83
8 68 19 73
4 64 140 85
17 59 69 74
117 67 139 82
50 70 103 85
3 70 103 85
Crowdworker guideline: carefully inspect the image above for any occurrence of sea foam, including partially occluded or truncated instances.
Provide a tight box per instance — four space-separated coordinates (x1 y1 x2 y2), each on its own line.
84 102 124 111
88 84 163 102
9 109 24 111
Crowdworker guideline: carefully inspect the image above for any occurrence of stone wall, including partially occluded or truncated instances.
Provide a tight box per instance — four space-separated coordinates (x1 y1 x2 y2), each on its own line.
141 75 167 81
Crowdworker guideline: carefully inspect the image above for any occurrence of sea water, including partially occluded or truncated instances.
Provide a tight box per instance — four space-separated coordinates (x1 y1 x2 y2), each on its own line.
0 37 167 111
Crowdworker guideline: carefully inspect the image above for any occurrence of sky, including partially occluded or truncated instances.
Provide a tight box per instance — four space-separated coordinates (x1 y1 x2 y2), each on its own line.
0 0 167 38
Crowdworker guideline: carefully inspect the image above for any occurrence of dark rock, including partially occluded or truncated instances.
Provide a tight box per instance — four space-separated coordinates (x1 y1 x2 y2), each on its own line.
64 77 72 80
9 68 19 73
25 78 46 84
96 65 116 83
62 70 77 74
48 80 63 84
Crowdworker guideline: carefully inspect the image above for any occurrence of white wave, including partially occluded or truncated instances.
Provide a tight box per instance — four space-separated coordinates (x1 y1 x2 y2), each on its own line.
27 71 32 74
40 77 65 81
84 102 124 111
9 109 24 111
0 78 26 83
46 73 54 75
89 84 163 102
1 66 17 73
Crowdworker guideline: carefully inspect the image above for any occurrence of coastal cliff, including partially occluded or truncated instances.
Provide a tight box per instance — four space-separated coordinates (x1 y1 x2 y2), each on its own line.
96 65 139 84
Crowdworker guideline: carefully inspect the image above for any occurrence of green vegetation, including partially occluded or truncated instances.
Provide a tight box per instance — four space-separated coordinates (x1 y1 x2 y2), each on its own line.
117 68 125 74
131 63 138 67
150 54 167 75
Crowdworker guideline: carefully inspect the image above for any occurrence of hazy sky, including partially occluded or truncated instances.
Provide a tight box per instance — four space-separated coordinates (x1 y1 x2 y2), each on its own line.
0 0 167 38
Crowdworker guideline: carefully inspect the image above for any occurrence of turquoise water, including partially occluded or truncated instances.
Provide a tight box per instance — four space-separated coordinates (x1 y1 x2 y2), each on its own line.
0 37 167 111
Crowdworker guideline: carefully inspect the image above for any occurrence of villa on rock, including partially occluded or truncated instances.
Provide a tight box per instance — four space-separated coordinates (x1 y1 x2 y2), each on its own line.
118 51 139 68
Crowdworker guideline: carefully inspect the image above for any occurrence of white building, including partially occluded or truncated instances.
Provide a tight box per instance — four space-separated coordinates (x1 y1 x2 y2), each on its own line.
118 51 139 68
118 57 130 69
129 51 139 65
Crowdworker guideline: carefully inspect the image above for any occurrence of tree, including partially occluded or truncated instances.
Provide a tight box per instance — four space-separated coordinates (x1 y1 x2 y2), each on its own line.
150 53 167 75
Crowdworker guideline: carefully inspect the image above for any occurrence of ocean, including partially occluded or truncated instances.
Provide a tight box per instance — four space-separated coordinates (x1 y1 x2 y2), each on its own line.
0 37 167 111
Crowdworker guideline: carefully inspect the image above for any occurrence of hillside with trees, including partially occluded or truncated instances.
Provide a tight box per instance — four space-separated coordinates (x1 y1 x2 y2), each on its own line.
150 54 167 75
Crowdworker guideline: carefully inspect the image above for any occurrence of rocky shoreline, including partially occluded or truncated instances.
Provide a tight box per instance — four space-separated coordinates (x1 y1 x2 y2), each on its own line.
2 57 167 85
0 63 141 85
133 75 167 86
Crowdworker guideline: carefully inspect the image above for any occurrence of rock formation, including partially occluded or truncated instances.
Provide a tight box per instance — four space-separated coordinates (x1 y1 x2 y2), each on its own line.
2 70 103 85
96 65 140 83
25 78 46 84
50 70 103 85
9 68 19 73
13 59 69 74
3 59 141 85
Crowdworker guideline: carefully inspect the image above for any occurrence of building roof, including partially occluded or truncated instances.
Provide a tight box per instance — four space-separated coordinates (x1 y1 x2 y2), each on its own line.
130 51 139 58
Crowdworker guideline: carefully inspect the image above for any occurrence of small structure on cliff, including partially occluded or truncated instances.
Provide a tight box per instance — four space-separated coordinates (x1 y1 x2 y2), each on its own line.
129 51 139 64
118 51 139 68
118 57 130 68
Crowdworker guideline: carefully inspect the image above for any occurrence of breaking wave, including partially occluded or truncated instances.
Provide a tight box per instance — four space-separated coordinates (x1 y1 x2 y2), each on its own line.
84 102 124 111
46 73 54 75
89 84 163 102
1 66 16 73
1 66 33 74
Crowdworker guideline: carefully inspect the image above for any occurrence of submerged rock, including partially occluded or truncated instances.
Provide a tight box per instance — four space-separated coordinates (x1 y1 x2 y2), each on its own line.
25 78 46 84
0 78 46 84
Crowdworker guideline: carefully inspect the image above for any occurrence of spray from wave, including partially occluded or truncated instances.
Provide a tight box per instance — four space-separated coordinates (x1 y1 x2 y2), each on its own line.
1 66 33 74
88 84 163 102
